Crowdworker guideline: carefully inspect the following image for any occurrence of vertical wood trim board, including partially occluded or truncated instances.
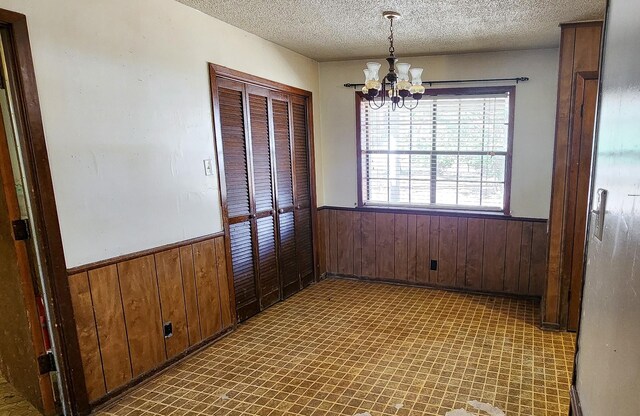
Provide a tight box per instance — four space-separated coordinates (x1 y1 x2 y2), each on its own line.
545 22 602 328
320 208 548 297
68 235 232 405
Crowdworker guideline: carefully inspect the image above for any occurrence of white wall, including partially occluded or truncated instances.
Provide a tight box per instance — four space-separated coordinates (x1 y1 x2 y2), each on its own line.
0 0 320 267
317 49 559 218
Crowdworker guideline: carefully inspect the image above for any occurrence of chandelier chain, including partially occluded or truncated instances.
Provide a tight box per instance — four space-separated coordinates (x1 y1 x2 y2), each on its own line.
388 17 395 56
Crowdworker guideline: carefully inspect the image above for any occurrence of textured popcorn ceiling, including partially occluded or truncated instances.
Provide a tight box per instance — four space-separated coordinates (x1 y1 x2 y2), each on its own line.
176 0 605 61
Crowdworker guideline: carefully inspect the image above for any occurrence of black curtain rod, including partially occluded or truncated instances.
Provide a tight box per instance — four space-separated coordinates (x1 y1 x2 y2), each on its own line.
344 76 529 89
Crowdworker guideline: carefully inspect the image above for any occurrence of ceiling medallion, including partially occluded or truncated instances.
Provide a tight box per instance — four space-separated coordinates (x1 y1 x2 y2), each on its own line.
362 11 425 111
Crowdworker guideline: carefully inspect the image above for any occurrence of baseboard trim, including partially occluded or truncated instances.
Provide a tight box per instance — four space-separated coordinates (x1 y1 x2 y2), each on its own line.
541 321 562 331
570 385 583 416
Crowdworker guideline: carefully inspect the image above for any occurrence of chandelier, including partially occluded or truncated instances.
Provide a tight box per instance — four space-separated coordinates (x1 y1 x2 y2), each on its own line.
362 11 425 111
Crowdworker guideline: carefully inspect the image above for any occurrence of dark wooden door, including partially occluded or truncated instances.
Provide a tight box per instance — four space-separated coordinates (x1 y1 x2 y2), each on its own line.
566 73 599 331
246 85 280 309
217 78 260 321
217 79 281 320
271 92 300 298
291 97 315 287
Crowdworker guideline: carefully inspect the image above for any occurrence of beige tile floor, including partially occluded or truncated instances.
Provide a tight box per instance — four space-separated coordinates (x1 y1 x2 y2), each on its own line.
0 374 41 415
96 278 575 416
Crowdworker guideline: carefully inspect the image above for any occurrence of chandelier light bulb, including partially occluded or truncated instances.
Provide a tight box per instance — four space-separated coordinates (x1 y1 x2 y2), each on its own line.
366 62 381 81
410 67 426 95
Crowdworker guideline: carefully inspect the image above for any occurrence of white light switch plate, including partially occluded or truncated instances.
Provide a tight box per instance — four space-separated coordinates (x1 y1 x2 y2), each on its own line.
203 159 215 176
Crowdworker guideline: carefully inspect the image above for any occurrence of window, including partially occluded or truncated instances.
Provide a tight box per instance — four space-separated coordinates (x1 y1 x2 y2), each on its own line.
357 86 514 213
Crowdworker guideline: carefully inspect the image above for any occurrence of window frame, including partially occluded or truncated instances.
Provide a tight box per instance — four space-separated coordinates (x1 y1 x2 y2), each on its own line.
355 85 515 215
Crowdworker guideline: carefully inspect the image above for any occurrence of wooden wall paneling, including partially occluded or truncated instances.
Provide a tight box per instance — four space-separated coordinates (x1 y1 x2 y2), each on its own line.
328 209 338 273
214 237 234 329
375 213 395 279
317 208 548 298
87 265 132 391
192 240 223 338
337 210 354 275
352 212 362 276
68 272 106 402
437 217 458 286
429 216 440 283
456 218 468 287
465 218 484 290
406 215 417 282
318 209 328 276
154 249 189 359
519 222 534 295
482 219 507 292
179 245 202 345
530 222 548 296
504 221 523 293
360 212 376 278
394 214 408 281
415 215 430 284
118 256 166 377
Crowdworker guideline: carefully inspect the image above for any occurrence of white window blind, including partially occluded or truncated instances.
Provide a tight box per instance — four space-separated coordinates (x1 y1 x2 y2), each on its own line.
359 88 512 211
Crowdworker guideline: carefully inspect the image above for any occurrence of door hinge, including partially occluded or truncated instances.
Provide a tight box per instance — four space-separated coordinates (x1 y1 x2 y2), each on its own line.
12 219 30 241
37 351 56 375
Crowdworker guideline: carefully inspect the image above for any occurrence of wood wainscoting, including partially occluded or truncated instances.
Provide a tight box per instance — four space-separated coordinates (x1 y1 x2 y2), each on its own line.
67 233 233 406
318 207 548 297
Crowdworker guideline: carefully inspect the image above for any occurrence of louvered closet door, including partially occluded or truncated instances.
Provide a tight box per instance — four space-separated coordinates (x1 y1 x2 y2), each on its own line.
291 96 315 287
217 78 260 321
271 92 300 298
247 85 280 309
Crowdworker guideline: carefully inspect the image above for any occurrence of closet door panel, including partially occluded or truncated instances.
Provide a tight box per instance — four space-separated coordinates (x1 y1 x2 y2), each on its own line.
218 79 251 219
247 86 281 308
278 211 299 297
247 88 275 214
272 93 300 297
218 79 259 320
272 95 294 208
292 97 315 286
229 221 259 320
256 215 280 308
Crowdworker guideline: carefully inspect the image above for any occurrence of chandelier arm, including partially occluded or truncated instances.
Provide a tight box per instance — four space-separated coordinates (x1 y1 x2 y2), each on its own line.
404 99 420 111
368 97 385 110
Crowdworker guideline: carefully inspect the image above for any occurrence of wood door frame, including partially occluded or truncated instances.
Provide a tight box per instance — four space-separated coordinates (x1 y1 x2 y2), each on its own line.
207 63 319 314
0 8 89 415
561 70 599 330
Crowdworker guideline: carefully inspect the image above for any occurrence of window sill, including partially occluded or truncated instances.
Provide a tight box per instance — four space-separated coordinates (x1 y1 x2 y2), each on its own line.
361 204 509 217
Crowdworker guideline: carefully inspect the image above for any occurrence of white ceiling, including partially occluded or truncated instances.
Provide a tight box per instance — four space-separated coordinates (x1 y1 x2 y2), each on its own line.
177 0 605 61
